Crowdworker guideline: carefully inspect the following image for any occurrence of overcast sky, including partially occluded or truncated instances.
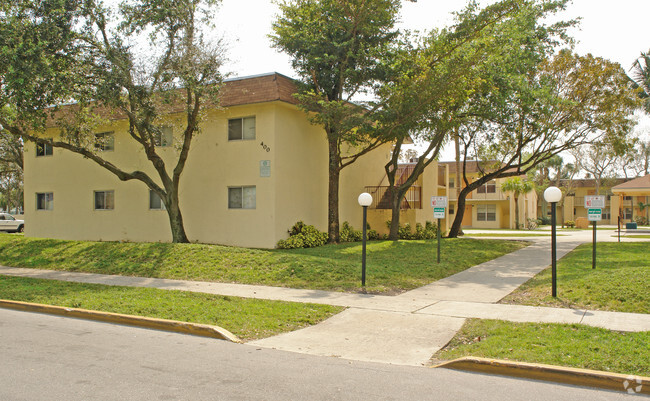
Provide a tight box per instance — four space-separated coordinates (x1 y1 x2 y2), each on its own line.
214 0 649 78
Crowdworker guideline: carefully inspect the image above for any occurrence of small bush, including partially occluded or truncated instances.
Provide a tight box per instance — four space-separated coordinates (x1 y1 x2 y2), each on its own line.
277 221 327 249
565 220 576 228
526 218 538 230
385 220 437 239
539 217 552 225
367 229 380 240
340 221 362 242
634 216 648 226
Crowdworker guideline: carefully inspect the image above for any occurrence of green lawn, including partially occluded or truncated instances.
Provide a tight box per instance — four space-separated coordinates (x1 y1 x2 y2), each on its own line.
464 233 564 237
501 242 649 313
0 234 527 294
433 319 650 376
0 275 342 341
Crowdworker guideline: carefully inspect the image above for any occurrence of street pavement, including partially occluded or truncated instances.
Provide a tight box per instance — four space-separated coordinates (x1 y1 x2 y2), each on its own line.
0 228 648 367
0 308 633 401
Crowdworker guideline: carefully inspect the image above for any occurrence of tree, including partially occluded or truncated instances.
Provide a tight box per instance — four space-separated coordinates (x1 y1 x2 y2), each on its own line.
0 0 225 242
572 142 622 194
270 0 408 243
500 177 533 229
447 50 640 237
371 0 534 240
0 132 24 212
628 50 650 113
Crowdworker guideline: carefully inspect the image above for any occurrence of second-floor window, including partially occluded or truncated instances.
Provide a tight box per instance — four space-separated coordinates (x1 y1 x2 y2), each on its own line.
36 142 53 157
477 180 496 194
95 132 114 151
149 190 165 210
154 127 173 147
228 117 256 141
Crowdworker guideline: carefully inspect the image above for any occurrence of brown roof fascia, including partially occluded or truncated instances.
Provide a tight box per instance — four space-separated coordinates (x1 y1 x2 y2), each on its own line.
45 72 299 128
611 174 650 191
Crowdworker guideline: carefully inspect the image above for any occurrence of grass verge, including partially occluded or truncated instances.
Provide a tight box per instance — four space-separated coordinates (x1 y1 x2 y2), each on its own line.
433 319 650 376
0 234 527 294
0 275 342 341
501 242 649 313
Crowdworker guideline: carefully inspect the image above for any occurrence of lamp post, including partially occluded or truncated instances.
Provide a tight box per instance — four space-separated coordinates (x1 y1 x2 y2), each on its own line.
544 186 562 298
358 192 373 288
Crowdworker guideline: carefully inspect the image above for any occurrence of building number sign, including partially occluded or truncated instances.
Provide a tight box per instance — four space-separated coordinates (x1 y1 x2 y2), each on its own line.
260 142 270 152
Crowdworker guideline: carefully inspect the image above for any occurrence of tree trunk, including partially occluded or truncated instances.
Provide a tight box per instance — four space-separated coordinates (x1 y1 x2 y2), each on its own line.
514 197 520 229
166 198 189 243
388 188 402 240
327 137 341 243
448 186 471 238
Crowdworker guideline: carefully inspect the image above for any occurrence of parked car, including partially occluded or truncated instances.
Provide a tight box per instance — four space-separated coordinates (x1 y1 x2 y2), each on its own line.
0 213 24 233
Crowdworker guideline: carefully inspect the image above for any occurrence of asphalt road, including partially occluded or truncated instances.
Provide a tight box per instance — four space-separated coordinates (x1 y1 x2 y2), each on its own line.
0 309 633 401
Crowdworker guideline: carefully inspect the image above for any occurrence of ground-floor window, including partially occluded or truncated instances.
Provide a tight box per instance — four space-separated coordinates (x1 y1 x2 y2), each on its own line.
149 190 165 210
228 186 256 209
94 190 115 210
477 204 496 221
624 208 633 220
36 192 54 210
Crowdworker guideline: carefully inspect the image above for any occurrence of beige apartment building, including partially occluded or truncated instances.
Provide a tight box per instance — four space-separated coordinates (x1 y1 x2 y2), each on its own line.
24 73 444 248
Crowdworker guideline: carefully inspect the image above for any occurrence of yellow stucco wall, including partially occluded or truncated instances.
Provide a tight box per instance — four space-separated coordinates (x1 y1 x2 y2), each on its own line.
23 101 393 248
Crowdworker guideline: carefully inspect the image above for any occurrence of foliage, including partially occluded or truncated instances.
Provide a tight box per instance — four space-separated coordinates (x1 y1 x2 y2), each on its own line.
0 233 527 294
340 221 363 242
0 132 23 211
500 177 534 229
0 275 342 341
0 0 226 242
385 220 437 240
271 0 406 243
525 218 538 230
435 319 650 376
564 220 575 228
628 49 650 113
277 221 328 249
634 215 648 226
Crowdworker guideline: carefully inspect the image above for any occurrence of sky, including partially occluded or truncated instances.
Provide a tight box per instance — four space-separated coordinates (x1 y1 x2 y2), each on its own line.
212 0 650 163
214 0 649 79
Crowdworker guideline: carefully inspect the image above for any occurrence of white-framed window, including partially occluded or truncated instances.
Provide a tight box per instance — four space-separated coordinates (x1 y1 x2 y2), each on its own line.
449 179 455 188
95 132 115 151
36 192 54 210
36 142 53 157
149 190 165 210
228 186 256 209
94 190 115 210
477 204 496 221
624 208 633 220
449 205 455 214
154 127 173 147
477 180 496 194
228 117 256 141
602 209 611 220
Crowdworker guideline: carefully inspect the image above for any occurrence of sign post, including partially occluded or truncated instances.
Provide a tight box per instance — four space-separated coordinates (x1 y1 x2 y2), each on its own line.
431 197 448 264
585 196 605 270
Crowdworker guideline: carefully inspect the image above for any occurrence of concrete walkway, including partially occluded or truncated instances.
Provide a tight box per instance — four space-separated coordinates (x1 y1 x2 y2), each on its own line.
1 230 648 366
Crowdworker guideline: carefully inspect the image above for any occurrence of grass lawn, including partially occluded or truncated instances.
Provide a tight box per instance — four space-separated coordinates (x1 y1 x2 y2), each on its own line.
501 243 649 313
433 319 650 376
464 233 563 237
0 275 342 341
0 234 527 294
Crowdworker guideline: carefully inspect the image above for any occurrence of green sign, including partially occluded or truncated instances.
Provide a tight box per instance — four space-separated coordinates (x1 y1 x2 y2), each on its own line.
588 208 602 221
433 207 445 218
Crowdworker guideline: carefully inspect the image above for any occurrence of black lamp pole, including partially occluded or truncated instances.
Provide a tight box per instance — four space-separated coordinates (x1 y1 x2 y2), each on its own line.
551 201 557 298
361 205 368 287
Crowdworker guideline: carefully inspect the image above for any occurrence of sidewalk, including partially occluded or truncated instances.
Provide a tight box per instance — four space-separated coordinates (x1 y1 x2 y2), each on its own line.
1 231 648 366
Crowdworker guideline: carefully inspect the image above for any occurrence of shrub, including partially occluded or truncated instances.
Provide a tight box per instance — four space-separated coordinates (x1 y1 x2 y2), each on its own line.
384 220 437 240
277 221 327 249
634 216 648 226
340 221 362 242
526 218 538 230
565 220 576 228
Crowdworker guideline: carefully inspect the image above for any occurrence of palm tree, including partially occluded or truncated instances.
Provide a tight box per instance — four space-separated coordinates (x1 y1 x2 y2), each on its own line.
629 50 650 113
501 177 534 229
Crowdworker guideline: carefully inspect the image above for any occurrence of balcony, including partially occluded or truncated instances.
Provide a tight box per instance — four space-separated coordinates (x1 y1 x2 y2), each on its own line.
447 187 508 201
364 186 422 210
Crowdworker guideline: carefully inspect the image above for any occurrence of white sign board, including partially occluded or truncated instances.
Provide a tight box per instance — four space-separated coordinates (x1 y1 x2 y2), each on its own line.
431 196 448 207
260 160 271 177
433 207 446 219
588 208 602 222
584 195 605 208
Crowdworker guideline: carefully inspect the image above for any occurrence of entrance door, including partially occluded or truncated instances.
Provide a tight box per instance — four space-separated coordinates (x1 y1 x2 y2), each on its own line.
462 205 472 227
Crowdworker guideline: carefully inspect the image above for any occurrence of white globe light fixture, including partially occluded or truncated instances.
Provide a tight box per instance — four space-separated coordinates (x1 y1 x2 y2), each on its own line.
543 186 561 297
543 186 562 203
358 192 373 207
358 192 372 288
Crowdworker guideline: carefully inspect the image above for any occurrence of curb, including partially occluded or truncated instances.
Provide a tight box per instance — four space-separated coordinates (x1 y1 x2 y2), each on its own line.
435 357 649 395
0 299 241 343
